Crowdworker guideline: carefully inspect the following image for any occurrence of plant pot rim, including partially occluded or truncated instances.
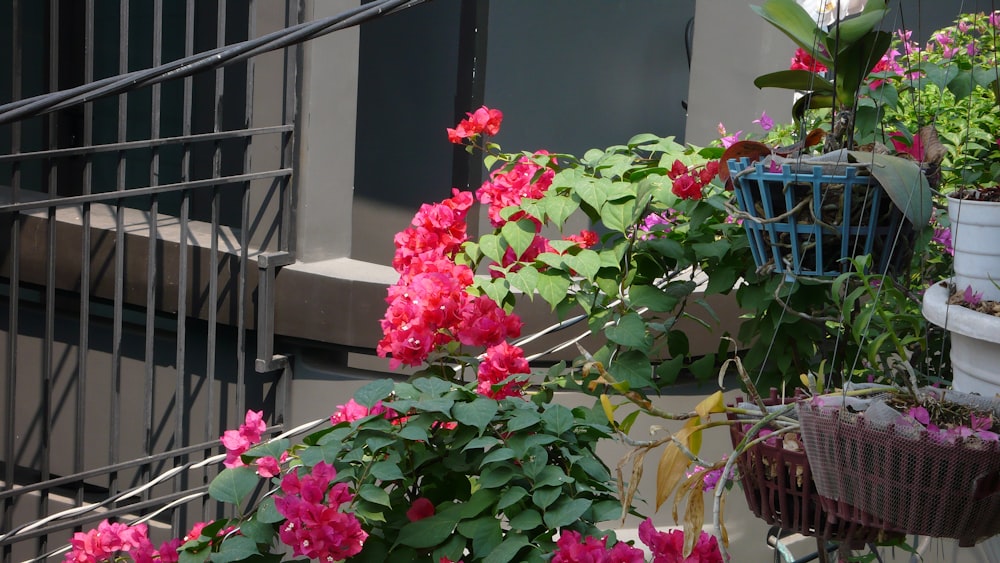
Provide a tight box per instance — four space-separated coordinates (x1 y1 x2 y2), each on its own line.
946 194 1000 206
922 279 1000 344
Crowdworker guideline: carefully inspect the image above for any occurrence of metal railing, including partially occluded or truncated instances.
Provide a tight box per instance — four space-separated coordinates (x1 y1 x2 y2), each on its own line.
0 0 426 560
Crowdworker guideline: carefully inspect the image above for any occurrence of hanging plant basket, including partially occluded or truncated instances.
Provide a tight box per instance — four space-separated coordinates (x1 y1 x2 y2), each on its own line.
727 390 894 547
727 157 909 277
798 391 1000 547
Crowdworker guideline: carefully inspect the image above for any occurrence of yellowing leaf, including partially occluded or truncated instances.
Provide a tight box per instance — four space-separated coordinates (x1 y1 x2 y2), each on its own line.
694 391 725 420
683 481 706 558
655 420 700 510
600 394 616 426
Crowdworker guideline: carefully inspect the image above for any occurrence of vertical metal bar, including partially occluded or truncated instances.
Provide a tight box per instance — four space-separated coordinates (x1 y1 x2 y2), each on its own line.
175 0 195 532
283 0 304 256
109 0 130 497
205 0 226 450
3 3 22 561
236 0 255 418
143 0 164 502
74 0 95 514
38 0 59 553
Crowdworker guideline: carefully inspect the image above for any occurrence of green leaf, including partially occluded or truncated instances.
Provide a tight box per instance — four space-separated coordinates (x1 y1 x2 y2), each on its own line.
359 484 393 507
629 284 680 312
370 460 406 481
453 398 499 432
209 536 259 563
520 446 549 480
655 355 685 385
751 0 831 65
828 1 886 46
457 517 503 556
608 349 653 390
536 270 572 310
482 447 517 464
479 233 507 263
947 69 975 100
540 404 575 435
543 498 593 529
688 353 717 381
600 198 637 234
413 398 455 415
539 194 580 227
355 379 395 408
480 464 516 488
255 496 284 524
396 512 459 549
244 438 290 461
463 436 501 451
501 219 537 259
237 517 275 545
644 237 686 262
532 487 562 509
605 312 650 349
572 175 609 212
482 535 531 563
481 277 511 305
532 465 574 488
497 486 529 510
753 69 834 93
846 151 932 226
413 376 453 395
208 467 258 506
692 239 730 261
564 249 601 279
589 499 623 522
508 509 542 531
507 265 541 297
461 488 499 518
507 410 542 432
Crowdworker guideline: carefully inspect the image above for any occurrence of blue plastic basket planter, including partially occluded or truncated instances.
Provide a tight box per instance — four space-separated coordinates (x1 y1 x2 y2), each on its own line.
727 157 908 277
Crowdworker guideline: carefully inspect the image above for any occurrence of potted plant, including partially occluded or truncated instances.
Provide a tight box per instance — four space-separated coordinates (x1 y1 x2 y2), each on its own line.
723 0 933 277
797 384 1000 547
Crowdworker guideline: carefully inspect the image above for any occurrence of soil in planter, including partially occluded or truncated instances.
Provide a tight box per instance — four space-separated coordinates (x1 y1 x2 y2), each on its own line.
947 286 1000 318
952 185 1000 202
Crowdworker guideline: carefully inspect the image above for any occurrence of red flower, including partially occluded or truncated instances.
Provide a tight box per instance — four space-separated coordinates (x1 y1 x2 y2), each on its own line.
565 230 599 249
789 47 828 72
455 295 523 348
406 497 436 522
671 174 703 200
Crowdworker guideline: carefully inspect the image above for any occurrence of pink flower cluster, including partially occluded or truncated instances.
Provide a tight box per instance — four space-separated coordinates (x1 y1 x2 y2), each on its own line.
274 461 368 561
64 520 180 563
667 159 719 200
551 529 644 563
220 410 266 468
329 398 391 424
906 406 1000 443
447 106 503 144
551 519 723 563
638 518 723 563
477 152 554 227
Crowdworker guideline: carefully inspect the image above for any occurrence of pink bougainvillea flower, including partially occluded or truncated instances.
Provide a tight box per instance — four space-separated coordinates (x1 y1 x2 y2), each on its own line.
971 414 1000 442
991 11 1000 28
330 398 391 425
477 341 530 399
477 152 554 227
889 131 924 161
752 110 774 132
789 47 828 72
638 518 722 563
719 130 742 150
221 410 267 468
455 294 523 348
406 497 436 522
551 529 645 563
907 406 931 426
275 462 368 561
255 453 288 479
64 520 158 563
446 106 503 143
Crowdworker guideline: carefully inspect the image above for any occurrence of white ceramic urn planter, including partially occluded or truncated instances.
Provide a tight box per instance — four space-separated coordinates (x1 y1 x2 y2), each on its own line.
948 195 1000 302
923 280 1000 396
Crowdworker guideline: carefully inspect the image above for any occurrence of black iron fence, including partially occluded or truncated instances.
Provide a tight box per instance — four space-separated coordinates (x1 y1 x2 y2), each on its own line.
0 0 425 560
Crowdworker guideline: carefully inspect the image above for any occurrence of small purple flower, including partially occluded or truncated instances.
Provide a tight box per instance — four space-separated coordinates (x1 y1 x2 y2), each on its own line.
752 111 774 132
990 11 1000 28
964 285 983 307
959 21 970 33
907 406 930 426
932 227 954 256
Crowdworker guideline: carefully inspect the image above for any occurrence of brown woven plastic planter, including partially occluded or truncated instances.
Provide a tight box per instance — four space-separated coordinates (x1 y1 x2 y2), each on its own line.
727 390 892 548
798 401 1000 547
